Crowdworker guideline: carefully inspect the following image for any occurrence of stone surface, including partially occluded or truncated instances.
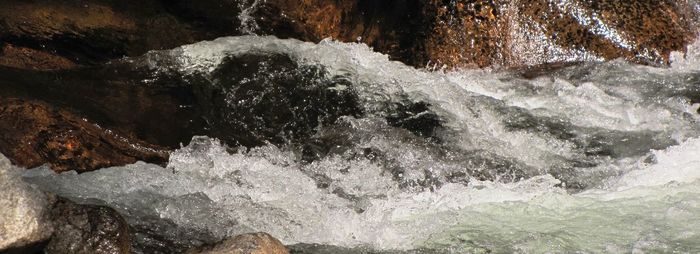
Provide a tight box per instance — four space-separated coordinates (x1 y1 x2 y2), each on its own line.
0 154 53 252
0 44 77 70
1 0 697 69
255 0 699 67
255 0 427 66
0 98 169 172
46 198 131 254
0 0 207 66
186 233 289 254
500 0 699 67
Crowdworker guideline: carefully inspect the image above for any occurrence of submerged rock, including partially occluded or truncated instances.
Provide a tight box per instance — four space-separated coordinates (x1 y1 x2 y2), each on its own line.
0 154 52 253
186 233 288 254
46 198 131 254
187 53 363 147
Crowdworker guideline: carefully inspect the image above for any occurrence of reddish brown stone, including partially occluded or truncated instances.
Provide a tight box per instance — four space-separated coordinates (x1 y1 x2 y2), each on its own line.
255 0 428 65
421 0 504 67
0 44 77 70
257 0 699 68
0 98 169 172
0 0 696 69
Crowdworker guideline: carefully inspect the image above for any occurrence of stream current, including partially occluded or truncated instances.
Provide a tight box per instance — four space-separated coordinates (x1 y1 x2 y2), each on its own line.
21 35 700 253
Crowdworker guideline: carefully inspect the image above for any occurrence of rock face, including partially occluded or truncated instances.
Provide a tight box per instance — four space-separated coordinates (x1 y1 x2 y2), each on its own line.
0 98 169 172
186 233 289 254
0 0 697 70
45 198 131 254
0 0 208 67
254 0 428 66
499 0 699 67
257 0 699 67
0 154 53 253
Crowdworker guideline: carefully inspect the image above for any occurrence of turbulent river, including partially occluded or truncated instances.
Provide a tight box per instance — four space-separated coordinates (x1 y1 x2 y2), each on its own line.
21 35 700 253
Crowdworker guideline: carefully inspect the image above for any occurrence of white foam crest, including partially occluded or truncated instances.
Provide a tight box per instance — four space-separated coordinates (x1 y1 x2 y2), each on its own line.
593 137 700 194
18 137 567 248
21 36 700 252
151 36 700 173
22 135 700 251
406 137 700 252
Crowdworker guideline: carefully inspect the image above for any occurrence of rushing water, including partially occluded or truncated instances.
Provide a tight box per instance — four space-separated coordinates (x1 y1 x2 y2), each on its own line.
21 35 700 253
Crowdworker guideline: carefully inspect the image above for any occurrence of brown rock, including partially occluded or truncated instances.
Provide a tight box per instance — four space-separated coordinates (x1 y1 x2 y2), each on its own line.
186 233 289 254
46 198 130 254
0 0 205 65
0 3 137 40
0 98 169 172
500 0 699 67
0 44 77 70
421 0 504 67
255 0 427 65
1 0 696 69
258 0 698 68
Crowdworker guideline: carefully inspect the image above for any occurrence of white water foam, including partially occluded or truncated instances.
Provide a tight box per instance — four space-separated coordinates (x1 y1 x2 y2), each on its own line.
153 35 700 173
20 136 700 252
23 35 700 252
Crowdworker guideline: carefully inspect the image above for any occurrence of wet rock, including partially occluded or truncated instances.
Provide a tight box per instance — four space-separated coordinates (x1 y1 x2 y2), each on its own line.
186 233 288 254
256 0 698 67
0 98 169 172
418 0 699 67
385 99 443 139
2 0 696 69
189 53 363 147
0 0 208 66
46 198 130 254
0 155 130 253
0 154 53 253
255 0 427 66
0 51 361 171
0 44 77 71
421 0 504 68
501 0 699 67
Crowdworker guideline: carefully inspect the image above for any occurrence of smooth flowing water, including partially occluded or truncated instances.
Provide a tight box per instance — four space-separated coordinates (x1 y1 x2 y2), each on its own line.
22 35 700 253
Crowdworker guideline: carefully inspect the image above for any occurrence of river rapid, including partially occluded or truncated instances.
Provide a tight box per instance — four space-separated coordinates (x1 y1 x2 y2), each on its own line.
22 35 700 253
